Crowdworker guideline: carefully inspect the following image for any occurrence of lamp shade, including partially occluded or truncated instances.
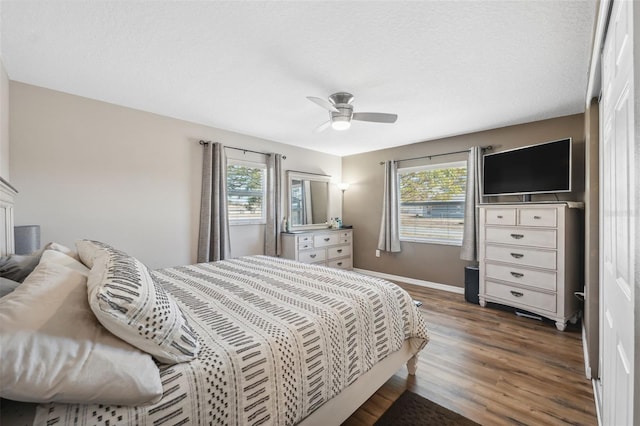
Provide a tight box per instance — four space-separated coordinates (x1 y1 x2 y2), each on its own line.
14 225 41 255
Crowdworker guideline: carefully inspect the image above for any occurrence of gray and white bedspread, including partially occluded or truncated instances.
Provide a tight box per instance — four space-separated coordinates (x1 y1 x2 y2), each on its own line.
34 255 428 425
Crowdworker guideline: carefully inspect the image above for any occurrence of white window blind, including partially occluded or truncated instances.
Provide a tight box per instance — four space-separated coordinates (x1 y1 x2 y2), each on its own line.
398 161 467 245
227 160 266 224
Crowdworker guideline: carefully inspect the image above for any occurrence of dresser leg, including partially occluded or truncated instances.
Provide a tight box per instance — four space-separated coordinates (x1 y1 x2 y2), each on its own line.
555 321 567 331
479 298 487 308
406 355 418 375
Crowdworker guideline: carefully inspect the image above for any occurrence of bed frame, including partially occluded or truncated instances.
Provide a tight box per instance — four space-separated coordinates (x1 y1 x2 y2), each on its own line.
300 341 418 425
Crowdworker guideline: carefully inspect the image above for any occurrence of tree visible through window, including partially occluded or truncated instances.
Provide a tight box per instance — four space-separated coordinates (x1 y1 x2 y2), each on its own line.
398 161 467 245
227 161 266 223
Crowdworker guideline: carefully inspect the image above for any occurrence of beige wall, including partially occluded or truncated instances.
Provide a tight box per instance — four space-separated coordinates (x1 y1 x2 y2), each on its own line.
9 82 342 269
0 58 9 180
342 114 586 287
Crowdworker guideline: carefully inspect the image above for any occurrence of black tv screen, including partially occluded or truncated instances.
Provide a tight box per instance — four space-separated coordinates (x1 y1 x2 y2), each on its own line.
482 138 571 197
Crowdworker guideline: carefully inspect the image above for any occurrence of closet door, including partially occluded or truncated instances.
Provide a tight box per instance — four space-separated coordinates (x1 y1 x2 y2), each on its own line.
600 0 635 424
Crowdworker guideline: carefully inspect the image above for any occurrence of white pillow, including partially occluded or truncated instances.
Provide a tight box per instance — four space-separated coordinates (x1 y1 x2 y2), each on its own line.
80 241 200 364
44 241 80 261
0 257 163 405
39 249 89 276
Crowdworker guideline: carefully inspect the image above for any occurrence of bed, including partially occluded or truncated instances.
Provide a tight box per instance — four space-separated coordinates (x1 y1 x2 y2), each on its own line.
0 235 429 425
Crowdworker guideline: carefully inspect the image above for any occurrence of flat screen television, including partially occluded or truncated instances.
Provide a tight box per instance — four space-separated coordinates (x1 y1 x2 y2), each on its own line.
482 138 571 200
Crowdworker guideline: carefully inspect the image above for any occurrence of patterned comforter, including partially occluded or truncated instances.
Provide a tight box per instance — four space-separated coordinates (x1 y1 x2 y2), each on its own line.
34 256 429 425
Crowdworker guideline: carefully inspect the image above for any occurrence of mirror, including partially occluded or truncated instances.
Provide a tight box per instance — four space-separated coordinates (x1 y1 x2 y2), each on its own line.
287 171 331 229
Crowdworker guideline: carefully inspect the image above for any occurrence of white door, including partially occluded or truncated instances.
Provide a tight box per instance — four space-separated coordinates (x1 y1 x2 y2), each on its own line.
600 0 635 424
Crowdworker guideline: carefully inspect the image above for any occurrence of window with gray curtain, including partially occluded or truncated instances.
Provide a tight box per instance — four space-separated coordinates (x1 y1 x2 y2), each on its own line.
264 154 282 256
198 142 231 263
460 146 483 261
377 160 401 252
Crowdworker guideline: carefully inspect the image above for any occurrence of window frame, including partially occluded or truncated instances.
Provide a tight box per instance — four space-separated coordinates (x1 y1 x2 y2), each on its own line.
397 160 467 246
227 159 267 226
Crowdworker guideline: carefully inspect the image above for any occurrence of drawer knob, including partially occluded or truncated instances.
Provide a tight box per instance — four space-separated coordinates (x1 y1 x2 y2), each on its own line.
533 215 542 219
337 262 343 266
510 234 524 239
324 237 330 241
510 272 524 278
337 249 343 253
497 215 503 219
310 254 317 258
510 253 524 259
510 291 524 297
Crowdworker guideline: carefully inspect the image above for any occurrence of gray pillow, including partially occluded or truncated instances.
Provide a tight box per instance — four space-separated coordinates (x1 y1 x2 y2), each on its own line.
0 277 21 297
0 254 41 283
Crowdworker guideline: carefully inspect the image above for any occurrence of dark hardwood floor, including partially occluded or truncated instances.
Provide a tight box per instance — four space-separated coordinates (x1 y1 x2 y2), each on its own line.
343 283 597 426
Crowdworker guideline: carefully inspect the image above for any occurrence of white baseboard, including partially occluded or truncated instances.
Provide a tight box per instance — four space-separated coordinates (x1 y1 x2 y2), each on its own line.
581 320 592 380
353 268 464 295
592 378 602 426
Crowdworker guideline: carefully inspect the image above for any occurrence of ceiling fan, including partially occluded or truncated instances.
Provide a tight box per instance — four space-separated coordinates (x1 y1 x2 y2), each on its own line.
307 92 398 132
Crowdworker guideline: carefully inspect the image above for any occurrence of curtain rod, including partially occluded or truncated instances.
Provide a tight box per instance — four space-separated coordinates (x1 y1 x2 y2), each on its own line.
379 145 492 165
199 140 286 159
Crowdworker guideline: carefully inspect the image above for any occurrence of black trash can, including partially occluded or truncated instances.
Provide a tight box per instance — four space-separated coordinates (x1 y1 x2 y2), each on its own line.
464 266 480 304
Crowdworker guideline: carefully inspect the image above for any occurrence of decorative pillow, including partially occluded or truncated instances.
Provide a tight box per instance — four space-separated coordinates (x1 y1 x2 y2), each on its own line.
78 240 200 364
76 239 120 269
0 277 21 298
0 257 163 405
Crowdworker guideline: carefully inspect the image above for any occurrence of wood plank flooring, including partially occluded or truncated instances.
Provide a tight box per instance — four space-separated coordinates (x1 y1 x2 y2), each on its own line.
342 283 597 426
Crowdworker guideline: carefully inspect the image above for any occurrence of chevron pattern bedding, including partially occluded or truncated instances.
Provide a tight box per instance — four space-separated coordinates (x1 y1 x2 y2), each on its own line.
34 255 428 426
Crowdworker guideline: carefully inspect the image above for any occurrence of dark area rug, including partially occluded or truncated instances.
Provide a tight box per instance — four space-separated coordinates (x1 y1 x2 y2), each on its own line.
374 391 480 426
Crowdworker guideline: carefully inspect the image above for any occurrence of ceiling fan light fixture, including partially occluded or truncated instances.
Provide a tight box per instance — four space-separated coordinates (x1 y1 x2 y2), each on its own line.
331 117 351 131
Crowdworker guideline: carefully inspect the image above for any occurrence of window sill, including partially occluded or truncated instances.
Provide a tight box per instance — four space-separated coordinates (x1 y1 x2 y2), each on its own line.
400 237 462 247
230 221 266 226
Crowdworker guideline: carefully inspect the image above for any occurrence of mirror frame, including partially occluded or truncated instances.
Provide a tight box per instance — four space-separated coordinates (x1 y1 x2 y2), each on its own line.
286 171 331 230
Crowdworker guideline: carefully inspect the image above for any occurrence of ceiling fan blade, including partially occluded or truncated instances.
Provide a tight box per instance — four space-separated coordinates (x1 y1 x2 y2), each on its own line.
314 120 332 133
352 112 398 123
307 96 339 113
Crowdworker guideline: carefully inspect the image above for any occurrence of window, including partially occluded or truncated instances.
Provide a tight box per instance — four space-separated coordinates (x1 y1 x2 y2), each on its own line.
227 160 266 224
398 161 467 245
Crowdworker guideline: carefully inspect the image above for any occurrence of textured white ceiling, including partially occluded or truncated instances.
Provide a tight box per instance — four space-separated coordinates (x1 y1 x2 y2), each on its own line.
0 1 596 156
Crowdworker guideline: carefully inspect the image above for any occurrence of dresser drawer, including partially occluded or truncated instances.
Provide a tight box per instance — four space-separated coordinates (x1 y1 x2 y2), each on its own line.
518 208 557 227
314 234 339 247
484 227 557 248
298 241 314 250
485 208 517 225
335 230 352 239
485 280 556 313
328 245 351 260
485 244 557 269
328 258 352 269
297 235 314 244
298 249 326 263
485 262 557 292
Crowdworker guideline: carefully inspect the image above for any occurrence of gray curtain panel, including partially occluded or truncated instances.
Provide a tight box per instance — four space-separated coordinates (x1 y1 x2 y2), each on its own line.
460 146 483 261
264 153 282 256
197 142 231 262
377 160 401 252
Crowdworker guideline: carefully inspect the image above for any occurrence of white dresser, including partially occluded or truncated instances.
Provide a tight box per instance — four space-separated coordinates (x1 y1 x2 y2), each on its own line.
281 229 353 270
478 203 583 331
